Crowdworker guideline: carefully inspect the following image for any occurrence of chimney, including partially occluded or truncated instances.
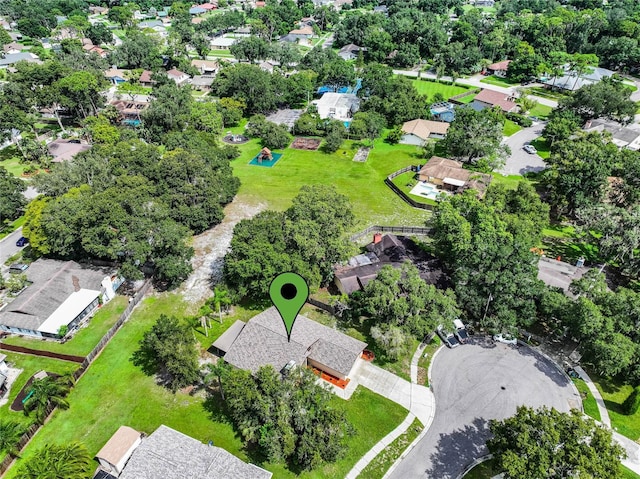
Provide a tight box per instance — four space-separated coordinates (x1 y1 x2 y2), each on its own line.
72 275 80 292
373 233 382 244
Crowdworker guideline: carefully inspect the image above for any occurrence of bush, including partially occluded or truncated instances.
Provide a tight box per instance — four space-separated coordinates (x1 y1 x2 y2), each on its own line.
623 385 640 415
506 112 533 127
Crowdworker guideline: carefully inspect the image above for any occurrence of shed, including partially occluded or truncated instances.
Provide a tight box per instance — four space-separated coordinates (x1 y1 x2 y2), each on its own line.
96 426 142 476
211 320 246 355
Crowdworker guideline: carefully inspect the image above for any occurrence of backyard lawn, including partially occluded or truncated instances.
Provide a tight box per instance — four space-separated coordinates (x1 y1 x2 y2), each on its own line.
530 137 551 159
528 103 553 119
0 147 28 177
480 76 518 88
391 171 439 206
4 293 408 479
2 296 129 357
411 78 472 100
230 137 429 229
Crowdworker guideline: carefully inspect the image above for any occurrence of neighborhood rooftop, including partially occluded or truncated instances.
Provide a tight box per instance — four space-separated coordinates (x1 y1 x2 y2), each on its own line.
215 307 367 377
118 425 272 479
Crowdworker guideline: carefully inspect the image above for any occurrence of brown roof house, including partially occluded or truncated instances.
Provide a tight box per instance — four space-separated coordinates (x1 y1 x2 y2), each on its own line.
191 59 220 75
401 119 450 145
334 234 446 295
167 68 191 85
138 70 154 87
213 307 367 381
471 89 518 113
97 425 271 479
418 156 492 195
487 59 511 77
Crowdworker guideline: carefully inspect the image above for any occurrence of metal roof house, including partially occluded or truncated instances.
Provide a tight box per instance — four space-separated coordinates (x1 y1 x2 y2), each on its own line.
0 259 122 338
213 307 367 381
111 425 272 479
312 92 360 122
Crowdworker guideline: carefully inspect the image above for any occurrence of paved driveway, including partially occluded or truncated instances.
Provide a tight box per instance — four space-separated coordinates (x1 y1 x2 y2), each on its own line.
389 338 579 479
500 123 548 176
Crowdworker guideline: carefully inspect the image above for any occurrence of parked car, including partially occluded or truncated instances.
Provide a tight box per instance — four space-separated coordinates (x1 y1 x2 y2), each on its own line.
9 263 28 274
493 333 517 345
15 236 28 247
437 325 460 349
566 367 581 380
523 144 537 154
453 319 469 344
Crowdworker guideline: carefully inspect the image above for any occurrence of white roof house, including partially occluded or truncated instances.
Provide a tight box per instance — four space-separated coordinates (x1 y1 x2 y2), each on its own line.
210 36 237 49
312 93 360 122
542 66 615 91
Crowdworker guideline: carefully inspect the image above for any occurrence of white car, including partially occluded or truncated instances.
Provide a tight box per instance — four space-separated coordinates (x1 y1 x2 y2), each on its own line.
493 333 517 345
453 319 469 344
523 144 537 154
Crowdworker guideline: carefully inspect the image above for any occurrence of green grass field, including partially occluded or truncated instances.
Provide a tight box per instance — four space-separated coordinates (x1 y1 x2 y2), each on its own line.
411 79 472 100
417 336 442 387
2 297 129 357
230 138 429 229
573 378 601 421
528 104 553 119
0 146 28 177
359 417 423 478
391 171 438 206
4 294 408 478
503 119 522 137
590 372 640 441
480 76 518 88
530 137 551 159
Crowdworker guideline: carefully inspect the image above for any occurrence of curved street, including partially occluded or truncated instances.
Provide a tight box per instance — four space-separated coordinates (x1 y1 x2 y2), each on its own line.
389 338 579 479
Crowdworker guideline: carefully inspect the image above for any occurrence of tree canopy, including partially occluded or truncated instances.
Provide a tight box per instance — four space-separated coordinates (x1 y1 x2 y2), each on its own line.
0 166 26 225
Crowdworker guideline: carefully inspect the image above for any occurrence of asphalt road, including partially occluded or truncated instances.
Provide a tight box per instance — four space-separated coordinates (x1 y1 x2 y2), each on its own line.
0 227 24 268
389 338 579 479
500 122 548 176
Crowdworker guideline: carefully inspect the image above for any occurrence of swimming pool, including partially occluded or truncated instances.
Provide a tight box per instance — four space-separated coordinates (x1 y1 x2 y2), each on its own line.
409 181 442 200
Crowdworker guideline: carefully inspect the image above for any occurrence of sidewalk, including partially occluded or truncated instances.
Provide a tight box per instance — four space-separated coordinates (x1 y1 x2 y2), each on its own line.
573 365 611 426
343 343 436 479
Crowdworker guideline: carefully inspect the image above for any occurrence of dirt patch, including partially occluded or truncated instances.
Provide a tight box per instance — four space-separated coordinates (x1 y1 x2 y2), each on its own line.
417 366 427 386
180 199 266 307
353 147 370 162
291 137 321 150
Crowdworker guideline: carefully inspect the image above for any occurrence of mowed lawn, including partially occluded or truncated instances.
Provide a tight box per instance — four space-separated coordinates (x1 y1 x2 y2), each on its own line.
231 138 429 229
411 78 472 99
5 293 408 479
590 372 640 441
2 296 129 357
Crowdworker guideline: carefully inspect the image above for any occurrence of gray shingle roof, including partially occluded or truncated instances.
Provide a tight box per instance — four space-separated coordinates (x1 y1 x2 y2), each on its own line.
223 307 366 376
0 259 112 331
119 425 272 479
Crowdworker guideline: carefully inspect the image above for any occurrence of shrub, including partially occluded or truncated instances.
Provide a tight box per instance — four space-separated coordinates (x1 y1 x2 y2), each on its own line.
506 112 533 127
623 385 640 415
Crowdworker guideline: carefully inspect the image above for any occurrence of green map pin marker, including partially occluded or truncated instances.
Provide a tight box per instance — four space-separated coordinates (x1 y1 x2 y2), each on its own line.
269 272 309 342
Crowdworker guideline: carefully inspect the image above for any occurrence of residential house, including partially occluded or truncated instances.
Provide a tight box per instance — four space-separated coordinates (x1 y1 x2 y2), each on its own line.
138 19 163 29
97 425 272 479
584 118 640 150
0 354 7 374
287 26 313 41
312 92 360 122
210 36 237 49
338 43 366 61
400 119 450 145
192 75 215 91
255 1 266 7
105 68 128 85
83 44 107 58
334 234 445 295
138 70 154 87
430 102 456 122
0 18 11 30
259 61 275 73
89 6 109 15
200 2 219 10
189 6 207 15
487 59 511 77
214 307 367 381
192 17 205 25
373 5 389 14
0 52 40 69
334 0 354 8
234 26 252 36
0 259 122 338
109 99 149 124
418 155 492 195
191 59 219 75
47 139 91 163
471 89 518 113
96 426 142 476
474 0 495 6
167 68 190 85
542 66 614 91
3 42 25 54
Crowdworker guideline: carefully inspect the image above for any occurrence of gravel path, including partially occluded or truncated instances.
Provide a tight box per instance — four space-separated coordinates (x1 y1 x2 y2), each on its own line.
180 199 266 305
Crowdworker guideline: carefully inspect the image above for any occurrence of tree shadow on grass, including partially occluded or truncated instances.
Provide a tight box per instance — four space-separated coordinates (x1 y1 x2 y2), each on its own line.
426 417 490 479
603 399 627 416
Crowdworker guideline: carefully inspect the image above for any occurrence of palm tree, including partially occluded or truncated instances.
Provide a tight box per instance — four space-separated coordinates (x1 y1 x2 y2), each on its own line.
23 375 72 424
17 442 92 479
212 286 231 324
0 420 25 457
204 361 229 400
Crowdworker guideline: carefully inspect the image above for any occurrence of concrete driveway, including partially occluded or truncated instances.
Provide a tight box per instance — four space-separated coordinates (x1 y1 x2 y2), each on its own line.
388 338 579 479
499 122 548 176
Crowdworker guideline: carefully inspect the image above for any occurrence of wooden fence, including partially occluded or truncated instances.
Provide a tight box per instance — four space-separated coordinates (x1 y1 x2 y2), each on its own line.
306 297 336 315
349 225 433 242
385 167 434 211
0 278 153 476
